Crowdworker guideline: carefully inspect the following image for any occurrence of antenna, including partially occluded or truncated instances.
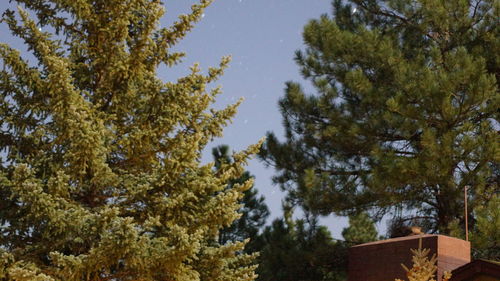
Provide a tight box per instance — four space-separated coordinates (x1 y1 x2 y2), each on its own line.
464 186 469 241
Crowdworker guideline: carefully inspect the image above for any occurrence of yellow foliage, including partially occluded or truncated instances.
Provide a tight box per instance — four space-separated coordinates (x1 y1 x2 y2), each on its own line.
0 0 259 280
395 239 451 281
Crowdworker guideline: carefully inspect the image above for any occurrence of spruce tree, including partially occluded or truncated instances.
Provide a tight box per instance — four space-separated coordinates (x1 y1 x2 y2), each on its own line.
212 145 270 254
0 1 260 280
260 0 498 236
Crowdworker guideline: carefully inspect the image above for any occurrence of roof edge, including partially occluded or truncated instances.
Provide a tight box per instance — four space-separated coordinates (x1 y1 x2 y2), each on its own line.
351 234 469 248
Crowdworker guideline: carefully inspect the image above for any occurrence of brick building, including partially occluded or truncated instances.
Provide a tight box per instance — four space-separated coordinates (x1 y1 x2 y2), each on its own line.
348 234 499 281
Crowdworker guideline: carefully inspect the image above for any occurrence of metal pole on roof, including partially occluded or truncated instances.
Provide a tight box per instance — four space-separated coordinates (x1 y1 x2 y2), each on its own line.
464 185 469 241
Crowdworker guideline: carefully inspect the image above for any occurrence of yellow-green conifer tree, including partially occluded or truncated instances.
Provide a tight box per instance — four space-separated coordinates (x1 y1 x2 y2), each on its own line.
0 1 260 280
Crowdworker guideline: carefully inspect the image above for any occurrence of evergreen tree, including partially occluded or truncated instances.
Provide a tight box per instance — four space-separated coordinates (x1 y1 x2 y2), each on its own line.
0 1 261 280
256 215 347 281
255 210 379 281
469 194 500 259
212 145 270 253
449 193 500 259
260 0 498 236
341 212 378 244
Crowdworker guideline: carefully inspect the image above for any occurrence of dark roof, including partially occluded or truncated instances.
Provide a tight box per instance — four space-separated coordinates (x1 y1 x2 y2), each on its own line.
451 259 500 281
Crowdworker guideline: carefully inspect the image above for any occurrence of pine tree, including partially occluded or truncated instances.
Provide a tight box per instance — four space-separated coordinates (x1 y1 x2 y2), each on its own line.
212 145 270 253
260 0 498 235
255 210 379 281
0 1 261 280
256 215 347 281
449 193 500 259
469 194 500 259
469 165 500 259
341 212 378 244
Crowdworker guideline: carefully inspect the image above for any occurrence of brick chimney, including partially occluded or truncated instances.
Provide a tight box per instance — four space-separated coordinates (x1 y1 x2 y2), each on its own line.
348 234 470 281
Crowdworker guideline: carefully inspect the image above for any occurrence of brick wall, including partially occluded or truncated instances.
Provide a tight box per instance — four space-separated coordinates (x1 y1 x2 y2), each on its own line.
348 234 470 281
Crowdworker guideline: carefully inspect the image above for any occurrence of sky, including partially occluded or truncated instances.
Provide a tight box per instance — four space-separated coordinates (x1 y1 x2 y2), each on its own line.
0 0 387 238
160 0 354 238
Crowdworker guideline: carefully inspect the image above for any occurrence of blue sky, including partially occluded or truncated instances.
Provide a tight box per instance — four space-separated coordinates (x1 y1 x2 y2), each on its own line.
161 0 354 238
0 0 388 238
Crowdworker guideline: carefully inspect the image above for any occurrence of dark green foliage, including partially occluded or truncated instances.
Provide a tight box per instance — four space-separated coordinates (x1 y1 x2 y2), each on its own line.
256 215 348 281
254 208 380 280
342 212 378 244
469 194 500 259
449 193 500 260
260 0 499 240
212 145 270 253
